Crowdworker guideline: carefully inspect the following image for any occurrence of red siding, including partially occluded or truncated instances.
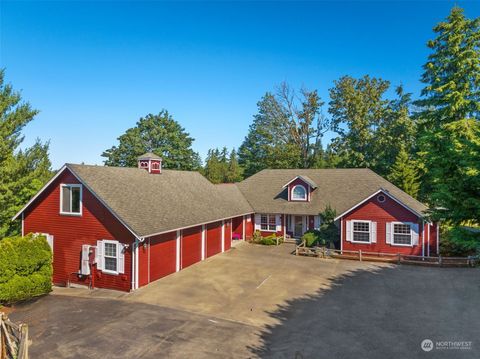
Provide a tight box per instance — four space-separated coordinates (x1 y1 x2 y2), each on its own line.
224 219 232 251
24 169 134 292
341 193 431 255
138 240 149 287
149 231 177 282
232 216 244 239
288 178 310 202
181 226 202 269
206 221 222 257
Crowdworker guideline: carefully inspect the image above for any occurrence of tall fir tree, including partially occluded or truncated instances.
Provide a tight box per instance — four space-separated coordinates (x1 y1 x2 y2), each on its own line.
387 146 421 198
0 70 52 237
225 149 243 183
416 7 480 223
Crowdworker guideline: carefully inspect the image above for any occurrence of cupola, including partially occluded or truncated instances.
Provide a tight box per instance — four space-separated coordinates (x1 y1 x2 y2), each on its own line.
137 152 162 174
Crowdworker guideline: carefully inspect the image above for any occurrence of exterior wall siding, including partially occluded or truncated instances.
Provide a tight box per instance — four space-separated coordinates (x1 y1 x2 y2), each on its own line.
24 169 134 292
341 194 436 255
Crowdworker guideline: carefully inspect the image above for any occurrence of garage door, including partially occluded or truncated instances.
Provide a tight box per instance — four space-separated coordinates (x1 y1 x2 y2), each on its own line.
224 219 232 251
150 231 177 281
181 226 202 269
206 221 222 258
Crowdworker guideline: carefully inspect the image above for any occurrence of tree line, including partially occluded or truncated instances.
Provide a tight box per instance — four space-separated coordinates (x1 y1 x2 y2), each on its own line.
1 6 478 238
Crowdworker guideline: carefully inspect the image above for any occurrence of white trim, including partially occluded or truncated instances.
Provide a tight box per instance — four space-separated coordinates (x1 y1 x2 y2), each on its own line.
242 215 246 240
135 239 139 289
176 230 181 272
221 220 225 252
390 222 415 247
334 189 424 221
436 222 440 255
142 212 255 239
59 183 83 216
351 220 372 244
13 165 68 220
13 165 142 241
283 214 286 237
102 239 120 275
427 223 430 257
282 175 317 189
291 185 307 201
21 212 24 236
340 218 343 251
201 224 206 260
131 240 136 290
422 220 425 256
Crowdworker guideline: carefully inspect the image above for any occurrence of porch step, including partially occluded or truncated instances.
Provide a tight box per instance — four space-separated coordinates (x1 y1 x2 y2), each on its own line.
284 237 299 244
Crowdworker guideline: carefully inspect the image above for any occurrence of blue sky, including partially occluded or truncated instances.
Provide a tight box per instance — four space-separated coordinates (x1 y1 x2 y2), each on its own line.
1 1 479 169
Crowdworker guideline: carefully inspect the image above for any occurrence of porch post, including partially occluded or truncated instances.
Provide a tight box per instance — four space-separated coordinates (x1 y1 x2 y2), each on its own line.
283 214 286 237
340 218 343 253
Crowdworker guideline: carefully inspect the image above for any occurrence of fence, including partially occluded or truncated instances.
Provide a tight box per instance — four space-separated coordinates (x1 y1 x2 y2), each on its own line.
295 241 479 267
0 313 29 359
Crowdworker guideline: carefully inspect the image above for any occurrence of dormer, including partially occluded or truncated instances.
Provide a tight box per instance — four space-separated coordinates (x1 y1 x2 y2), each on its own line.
137 152 162 174
282 175 317 202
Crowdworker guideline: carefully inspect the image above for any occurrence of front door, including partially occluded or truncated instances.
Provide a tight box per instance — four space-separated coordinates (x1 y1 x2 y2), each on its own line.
294 216 303 237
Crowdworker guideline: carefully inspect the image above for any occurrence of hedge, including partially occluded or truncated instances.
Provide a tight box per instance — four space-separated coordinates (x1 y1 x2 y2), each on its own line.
440 226 480 257
0 233 52 304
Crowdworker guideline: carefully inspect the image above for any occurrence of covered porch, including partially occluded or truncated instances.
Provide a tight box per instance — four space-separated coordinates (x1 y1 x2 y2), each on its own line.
255 213 320 239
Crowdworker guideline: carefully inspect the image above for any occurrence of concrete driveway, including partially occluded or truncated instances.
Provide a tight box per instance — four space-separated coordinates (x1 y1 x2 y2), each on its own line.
9 242 480 358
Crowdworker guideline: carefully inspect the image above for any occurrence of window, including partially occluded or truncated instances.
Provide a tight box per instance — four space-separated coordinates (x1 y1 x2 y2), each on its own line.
151 162 160 170
260 214 276 231
292 185 307 200
353 221 370 243
60 184 82 215
139 160 149 168
104 241 118 273
393 223 412 245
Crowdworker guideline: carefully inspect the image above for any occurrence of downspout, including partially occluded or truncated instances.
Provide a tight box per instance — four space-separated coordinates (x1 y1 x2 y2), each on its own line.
436 221 440 255
131 240 136 290
427 223 430 257
21 212 24 237
340 218 343 253
421 220 424 257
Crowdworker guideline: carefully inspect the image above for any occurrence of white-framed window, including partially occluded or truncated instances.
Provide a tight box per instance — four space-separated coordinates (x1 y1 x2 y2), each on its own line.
60 184 82 215
352 220 371 243
392 223 413 246
151 161 160 170
291 185 307 200
260 214 276 231
96 239 125 275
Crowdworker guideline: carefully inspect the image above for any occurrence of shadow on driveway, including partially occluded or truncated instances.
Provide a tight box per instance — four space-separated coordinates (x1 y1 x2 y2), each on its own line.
248 265 480 359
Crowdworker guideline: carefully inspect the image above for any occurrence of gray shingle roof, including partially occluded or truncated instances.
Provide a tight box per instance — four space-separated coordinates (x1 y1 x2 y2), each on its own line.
138 152 162 160
235 168 428 217
67 164 253 238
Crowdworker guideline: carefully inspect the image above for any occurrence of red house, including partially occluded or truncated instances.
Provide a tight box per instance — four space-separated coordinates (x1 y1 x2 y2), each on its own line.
235 169 439 257
14 159 438 292
14 153 254 292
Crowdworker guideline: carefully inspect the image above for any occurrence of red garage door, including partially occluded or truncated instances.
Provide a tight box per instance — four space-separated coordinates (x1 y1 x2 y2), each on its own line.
206 221 222 258
224 219 232 251
150 231 177 281
181 226 202 269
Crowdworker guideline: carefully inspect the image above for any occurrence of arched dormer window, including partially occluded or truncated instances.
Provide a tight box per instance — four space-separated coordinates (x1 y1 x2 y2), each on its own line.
292 185 307 200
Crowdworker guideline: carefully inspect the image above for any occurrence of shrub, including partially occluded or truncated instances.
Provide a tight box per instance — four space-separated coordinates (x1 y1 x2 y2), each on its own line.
251 231 283 245
0 234 52 304
440 226 480 257
302 231 321 247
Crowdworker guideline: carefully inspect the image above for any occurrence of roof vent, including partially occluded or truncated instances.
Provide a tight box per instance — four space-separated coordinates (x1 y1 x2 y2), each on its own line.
137 152 162 174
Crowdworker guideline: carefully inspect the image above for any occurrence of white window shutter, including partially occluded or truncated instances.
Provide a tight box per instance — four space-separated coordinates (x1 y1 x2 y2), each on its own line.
346 220 352 242
411 223 419 246
254 214 261 231
117 243 125 274
81 244 91 275
386 223 392 244
276 214 281 232
371 221 377 243
46 234 54 251
314 215 321 230
96 240 104 270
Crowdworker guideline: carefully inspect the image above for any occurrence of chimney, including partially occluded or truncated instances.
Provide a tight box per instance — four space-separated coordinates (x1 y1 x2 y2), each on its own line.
137 152 162 174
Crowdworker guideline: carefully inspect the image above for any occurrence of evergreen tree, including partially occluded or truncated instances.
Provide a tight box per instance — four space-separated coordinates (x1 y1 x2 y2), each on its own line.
415 7 480 223
102 111 201 170
203 149 223 184
415 6 480 128
0 70 52 237
387 146 421 198
225 149 243 182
